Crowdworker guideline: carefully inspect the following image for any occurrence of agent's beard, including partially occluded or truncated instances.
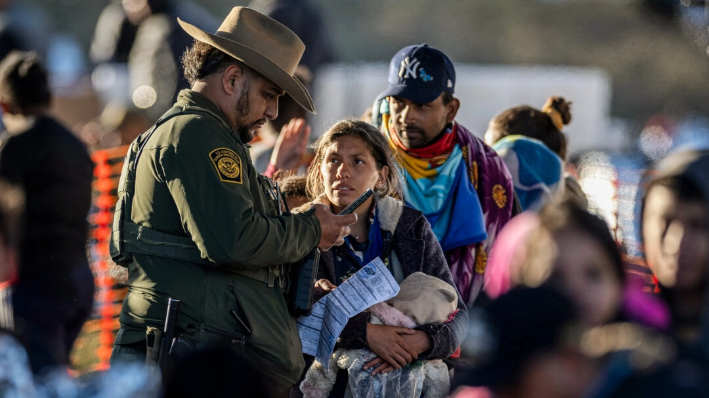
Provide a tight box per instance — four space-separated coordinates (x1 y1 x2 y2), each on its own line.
234 78 253 143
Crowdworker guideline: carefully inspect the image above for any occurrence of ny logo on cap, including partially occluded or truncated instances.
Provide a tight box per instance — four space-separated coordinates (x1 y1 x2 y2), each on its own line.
399 57 434 82
399 57 420 80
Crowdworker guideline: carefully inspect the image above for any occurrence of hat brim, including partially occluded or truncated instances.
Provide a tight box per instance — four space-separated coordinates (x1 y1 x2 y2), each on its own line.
377 84 442 105
178 18 316 114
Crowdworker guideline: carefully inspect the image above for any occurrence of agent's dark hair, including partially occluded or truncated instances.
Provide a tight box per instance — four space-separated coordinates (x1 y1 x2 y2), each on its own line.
181 41 260 86
0 51 51 111
306 119 402 199
488 96 571 160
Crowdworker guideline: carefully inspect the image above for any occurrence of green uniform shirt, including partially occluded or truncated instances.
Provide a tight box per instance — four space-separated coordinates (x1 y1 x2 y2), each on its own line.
115 89 320 386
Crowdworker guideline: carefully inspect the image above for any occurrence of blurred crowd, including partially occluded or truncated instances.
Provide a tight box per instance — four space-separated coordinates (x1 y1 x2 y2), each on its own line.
0 1 708 398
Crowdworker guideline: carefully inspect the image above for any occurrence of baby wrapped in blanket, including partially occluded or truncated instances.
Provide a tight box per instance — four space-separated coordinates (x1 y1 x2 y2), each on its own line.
301 272 459 398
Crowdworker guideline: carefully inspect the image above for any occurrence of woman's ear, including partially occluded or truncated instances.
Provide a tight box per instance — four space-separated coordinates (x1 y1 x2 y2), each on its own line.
378 166 390 188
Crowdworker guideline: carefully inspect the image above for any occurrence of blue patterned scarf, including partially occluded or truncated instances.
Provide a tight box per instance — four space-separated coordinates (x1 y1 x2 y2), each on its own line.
402 143 487 252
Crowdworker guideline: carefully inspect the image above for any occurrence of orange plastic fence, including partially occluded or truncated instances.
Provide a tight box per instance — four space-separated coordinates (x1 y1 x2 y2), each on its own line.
89 145 129 371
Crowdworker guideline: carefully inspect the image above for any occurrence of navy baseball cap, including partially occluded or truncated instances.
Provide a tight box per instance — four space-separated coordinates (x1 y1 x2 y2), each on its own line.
378 44 456 105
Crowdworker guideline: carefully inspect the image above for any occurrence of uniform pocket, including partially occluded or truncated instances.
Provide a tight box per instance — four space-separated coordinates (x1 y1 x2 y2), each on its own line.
227 284 253 337
231 274 304 380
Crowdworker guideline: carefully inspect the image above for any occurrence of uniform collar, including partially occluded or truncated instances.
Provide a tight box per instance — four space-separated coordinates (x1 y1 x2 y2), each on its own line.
175 89 235 134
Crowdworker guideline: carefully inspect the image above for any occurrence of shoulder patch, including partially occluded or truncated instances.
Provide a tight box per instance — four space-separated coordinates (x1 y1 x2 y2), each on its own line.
209 148 243 184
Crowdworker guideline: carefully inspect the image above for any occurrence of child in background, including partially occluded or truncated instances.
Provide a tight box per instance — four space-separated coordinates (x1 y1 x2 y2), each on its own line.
626 149 709 396
642 150 709 346
485 201 669 329
272 171 309 211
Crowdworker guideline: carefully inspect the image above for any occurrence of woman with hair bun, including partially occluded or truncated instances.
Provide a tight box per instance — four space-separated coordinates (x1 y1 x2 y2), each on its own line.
484 96 570 160
484 96 588 210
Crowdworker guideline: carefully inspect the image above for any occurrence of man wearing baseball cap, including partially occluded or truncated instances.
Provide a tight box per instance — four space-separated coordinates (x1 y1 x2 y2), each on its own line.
109 7 355 396
374 44 514 307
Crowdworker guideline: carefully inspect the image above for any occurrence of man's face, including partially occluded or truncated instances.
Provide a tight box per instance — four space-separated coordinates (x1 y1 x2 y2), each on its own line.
643 184 709 291
387 93 458 149
231 74 284 143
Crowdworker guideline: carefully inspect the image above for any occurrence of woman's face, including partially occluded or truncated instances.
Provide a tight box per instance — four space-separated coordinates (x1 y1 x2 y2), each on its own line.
319 135 388 213
550 228 622 326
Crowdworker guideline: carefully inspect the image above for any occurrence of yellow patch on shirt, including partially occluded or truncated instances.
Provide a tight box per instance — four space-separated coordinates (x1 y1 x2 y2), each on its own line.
492 184 506 209
475 246 488 274
209 148 243 184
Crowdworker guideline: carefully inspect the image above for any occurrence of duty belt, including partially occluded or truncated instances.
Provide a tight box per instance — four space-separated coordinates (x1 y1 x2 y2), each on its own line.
120 221 286 287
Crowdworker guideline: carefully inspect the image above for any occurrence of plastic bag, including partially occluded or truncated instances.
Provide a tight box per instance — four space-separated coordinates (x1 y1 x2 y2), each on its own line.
345 350 426 398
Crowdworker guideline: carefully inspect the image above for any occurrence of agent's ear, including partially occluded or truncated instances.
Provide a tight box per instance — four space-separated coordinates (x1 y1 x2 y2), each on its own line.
445 97 460 124
222 64 245 95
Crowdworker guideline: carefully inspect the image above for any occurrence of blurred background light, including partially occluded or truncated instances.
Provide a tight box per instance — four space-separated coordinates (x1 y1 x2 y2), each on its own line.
132 85 157 109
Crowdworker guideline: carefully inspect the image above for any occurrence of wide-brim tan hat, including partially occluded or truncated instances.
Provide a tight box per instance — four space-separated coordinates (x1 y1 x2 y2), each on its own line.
178 7 316 114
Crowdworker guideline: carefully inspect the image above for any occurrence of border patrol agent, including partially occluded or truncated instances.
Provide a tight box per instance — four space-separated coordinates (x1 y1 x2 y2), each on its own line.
109 7 355 396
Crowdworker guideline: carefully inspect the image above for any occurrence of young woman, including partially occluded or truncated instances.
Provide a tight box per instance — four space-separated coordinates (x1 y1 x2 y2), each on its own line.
521 202 625 326
297 119 467 395
487 201 669 328
484 96 588 209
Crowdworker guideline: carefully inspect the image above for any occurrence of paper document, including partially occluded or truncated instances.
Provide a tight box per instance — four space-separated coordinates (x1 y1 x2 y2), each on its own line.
296 257 400 366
